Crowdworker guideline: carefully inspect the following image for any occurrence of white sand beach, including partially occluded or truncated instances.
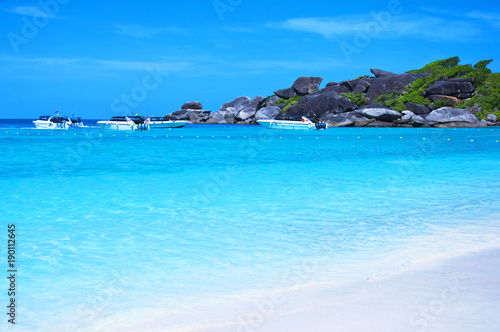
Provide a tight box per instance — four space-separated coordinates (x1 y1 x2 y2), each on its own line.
189 246 500 332
93 246 500 332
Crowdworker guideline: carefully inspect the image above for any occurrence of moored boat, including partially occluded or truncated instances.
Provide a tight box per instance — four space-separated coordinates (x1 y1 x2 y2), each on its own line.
97 116 149 131
148 116 187 129
33 115 69 129
257 115 328 130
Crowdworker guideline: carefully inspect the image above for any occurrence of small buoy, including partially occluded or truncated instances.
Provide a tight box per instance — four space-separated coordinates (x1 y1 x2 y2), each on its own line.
400 137 402 139
471 140 474 142
447 139 450 141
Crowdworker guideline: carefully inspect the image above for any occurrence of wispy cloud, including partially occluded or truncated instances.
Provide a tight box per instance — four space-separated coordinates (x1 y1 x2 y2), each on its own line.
466 11 500 29
268 17 354 37
114 24 184 38
0 54 351 79
268 14 481 42
420 7 500 30
2 5 58 18
95 59 192 74
0 55 193 77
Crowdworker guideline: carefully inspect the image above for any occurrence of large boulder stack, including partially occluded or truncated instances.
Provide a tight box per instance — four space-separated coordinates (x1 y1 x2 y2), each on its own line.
173 62 499 127
254 106 281 120
181 101 203 110
285 90 356 117
275 76 323 99
370 69 397 77
355 108 402 122
323 111 372 127
425 107 486 127
366 73 419 102
425 79 475 99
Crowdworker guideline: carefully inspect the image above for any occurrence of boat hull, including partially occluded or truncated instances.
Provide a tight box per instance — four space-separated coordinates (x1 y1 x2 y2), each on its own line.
33 120 68 130
97 121 138 131
149 121 188 129
257 120 318 130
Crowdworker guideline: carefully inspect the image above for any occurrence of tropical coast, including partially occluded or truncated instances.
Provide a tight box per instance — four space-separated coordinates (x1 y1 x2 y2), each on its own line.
2 1 500 332
167 57 500 129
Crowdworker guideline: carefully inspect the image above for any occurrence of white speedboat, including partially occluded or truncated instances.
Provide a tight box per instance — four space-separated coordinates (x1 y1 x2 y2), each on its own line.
148 116 187 129
97 116 150 131
257 116 328 130
33 115 69 129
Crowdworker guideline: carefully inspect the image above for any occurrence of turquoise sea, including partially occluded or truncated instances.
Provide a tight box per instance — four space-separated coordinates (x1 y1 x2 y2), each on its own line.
1 120 500 331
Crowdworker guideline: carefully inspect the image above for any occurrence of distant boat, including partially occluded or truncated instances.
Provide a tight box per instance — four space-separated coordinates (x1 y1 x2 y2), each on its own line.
97 116 149 131
33 115 69 129
257 115 328 130
148 116 187 129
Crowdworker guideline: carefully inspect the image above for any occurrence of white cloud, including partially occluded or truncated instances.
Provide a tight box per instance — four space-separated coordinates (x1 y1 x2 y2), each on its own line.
0 55 193 77
95 59 192 74
467 11 500 29
3 5 58 18
268 17 355 37
269 14 481 42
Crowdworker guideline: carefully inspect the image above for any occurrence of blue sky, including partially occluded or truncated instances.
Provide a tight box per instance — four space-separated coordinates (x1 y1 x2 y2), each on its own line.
1 0 499 119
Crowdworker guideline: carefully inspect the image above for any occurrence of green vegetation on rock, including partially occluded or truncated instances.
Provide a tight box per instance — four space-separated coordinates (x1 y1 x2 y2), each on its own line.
342 92 367 107
273 96 303 112
375 56 498 116
459 72 500 119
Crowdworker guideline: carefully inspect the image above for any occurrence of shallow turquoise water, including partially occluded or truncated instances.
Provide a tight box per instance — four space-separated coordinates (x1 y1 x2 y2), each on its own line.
1 124 500 331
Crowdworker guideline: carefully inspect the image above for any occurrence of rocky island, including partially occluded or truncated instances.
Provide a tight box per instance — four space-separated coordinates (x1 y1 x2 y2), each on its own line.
167 57 500 127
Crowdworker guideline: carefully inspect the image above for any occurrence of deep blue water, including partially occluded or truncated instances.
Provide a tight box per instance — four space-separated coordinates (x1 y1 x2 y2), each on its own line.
0 120 499 331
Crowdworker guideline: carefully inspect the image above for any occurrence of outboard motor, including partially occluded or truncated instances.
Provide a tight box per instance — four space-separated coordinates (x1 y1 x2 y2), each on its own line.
137 123 150 131
315 122 327 130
